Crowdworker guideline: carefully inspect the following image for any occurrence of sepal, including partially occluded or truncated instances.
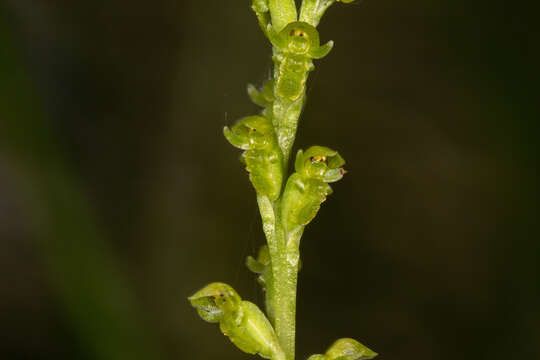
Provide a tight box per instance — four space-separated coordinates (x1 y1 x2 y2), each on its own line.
188 282 241 322
188 295 224 323
311 40 334 59
267 0 298 33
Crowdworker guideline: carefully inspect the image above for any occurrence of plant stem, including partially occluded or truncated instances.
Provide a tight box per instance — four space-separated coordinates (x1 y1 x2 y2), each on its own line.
258 195 303 360
258 92 305 360
272 96 305 167
259 4 311 359
272 219 304 360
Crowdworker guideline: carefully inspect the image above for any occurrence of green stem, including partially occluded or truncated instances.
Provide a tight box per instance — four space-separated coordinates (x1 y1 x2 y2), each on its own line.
272 96 305 166
258 195 303 360
258 4 312 359
257 111 306 360
272 220 304 360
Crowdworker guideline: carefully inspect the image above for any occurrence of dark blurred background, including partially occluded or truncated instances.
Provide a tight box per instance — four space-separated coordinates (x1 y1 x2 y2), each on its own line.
1 0 538 359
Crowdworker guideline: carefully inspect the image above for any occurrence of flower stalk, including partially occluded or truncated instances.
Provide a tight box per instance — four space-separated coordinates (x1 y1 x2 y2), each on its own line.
189 2 377 360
